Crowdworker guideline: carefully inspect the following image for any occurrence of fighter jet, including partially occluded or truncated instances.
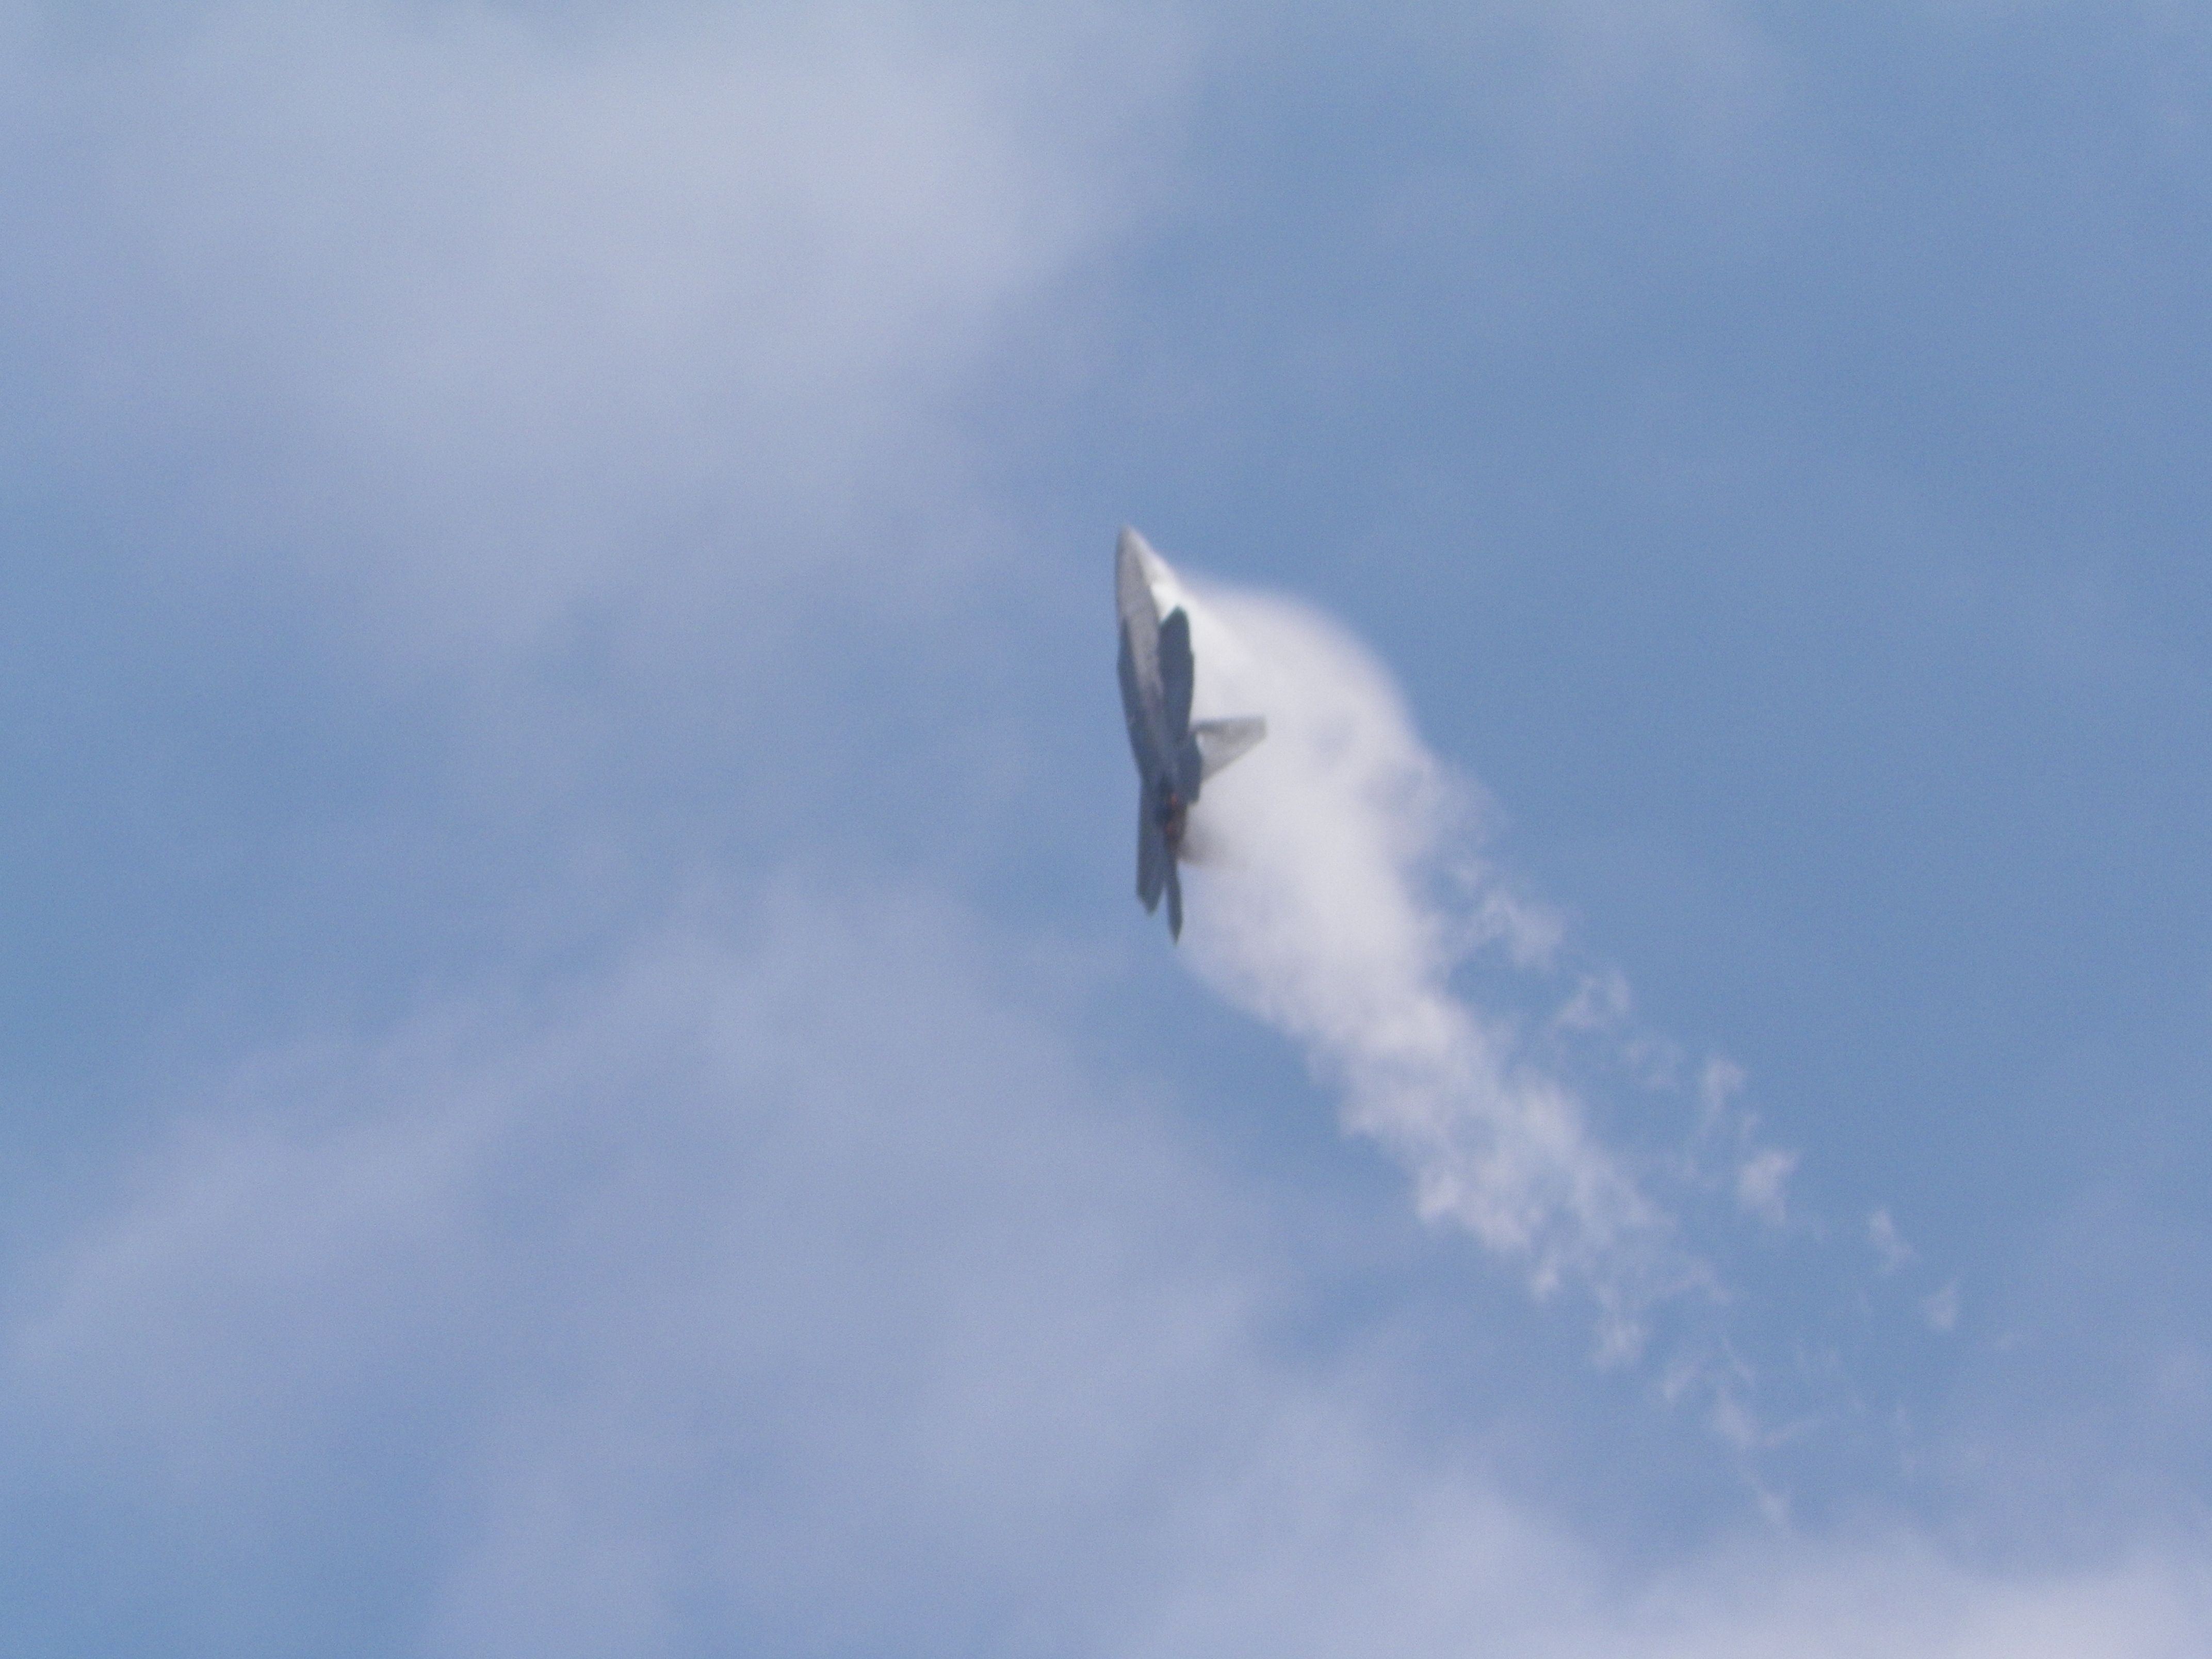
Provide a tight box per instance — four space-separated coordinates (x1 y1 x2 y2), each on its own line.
1116 527 1266 939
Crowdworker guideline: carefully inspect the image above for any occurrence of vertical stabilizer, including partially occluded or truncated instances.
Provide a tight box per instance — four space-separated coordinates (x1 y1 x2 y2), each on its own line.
1158 609 1194 742
1136 787 1168 913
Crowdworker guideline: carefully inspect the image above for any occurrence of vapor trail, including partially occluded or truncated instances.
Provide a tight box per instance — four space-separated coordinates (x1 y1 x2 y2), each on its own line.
1157 558 1704 1357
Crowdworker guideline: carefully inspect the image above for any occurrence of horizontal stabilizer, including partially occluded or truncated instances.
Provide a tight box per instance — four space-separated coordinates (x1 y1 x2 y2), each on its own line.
1192 716 1266 780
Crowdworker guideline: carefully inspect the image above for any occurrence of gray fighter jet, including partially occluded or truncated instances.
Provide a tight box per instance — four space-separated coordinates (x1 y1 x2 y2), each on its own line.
1116 527 1266 939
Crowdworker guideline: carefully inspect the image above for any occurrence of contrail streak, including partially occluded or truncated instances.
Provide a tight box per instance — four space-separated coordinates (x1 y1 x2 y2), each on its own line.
1151 554 1705 1358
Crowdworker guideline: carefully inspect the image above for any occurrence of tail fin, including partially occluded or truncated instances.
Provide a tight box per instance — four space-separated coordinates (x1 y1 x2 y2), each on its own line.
1192 716 1266 780
1136 788 1167 913
1158 608 1194 741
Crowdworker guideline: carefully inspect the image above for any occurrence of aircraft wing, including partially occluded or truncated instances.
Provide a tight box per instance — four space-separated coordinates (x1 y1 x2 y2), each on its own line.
1116 530 1173 779
1118 626 1166 779
1116 530 1164 729
1116 527 1163 645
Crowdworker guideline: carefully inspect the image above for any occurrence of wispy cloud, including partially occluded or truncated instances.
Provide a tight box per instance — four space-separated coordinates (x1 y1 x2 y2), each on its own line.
1732 1147 1793 1225
1923 1278 1961 1334
1151 563 1708 1359
1869 1208 1915 1274
0 1 1186 671
9 884 2204 1655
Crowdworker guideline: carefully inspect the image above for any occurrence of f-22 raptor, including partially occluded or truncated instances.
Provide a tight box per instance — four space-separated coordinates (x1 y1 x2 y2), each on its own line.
1116 527 1266 939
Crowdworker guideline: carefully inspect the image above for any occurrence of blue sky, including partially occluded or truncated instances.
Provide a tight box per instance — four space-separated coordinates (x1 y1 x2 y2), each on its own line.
5 2 2210 1652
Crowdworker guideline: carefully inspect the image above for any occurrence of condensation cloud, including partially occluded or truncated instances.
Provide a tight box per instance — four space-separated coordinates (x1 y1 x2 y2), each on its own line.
1153 558 1704 1356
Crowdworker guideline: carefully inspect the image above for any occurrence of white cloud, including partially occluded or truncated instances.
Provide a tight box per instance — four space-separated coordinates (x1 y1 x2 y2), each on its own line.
1699 1055 1747 1131
1140 560 1698 1358
1 1 1186 665
1870 1208 1915 1274
1614 1543 2209 1659
5 6 2207 1653
8 883 2205 1655
1735 1146 1798 1227
1924 1278 1961 1333
11 885 1266 1648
